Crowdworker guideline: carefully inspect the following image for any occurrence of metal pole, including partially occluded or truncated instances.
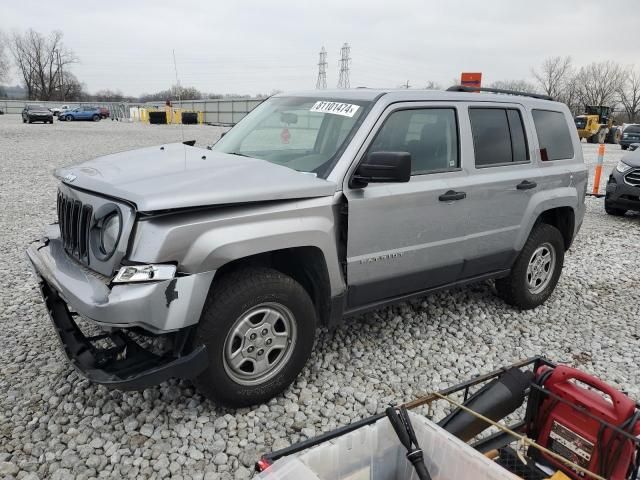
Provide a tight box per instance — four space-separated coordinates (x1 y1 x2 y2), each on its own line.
591 143 605 196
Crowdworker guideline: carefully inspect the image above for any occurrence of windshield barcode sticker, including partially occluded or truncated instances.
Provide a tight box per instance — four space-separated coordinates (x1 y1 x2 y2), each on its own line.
310 101 360 117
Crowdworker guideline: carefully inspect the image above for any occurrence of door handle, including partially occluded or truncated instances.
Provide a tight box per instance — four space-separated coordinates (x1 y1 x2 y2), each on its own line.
517 180 537 190
438 190 466 202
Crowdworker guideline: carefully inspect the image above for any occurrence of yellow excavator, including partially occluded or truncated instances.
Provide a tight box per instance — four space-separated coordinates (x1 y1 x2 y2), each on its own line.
574 105 621 144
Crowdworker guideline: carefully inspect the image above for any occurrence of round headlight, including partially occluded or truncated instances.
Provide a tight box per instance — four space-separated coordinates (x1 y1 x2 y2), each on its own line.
100 213 121 255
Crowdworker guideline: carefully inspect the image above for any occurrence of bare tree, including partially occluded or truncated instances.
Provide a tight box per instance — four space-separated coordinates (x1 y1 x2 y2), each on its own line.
139 85 203 103
0 31 10 84
10 29 77 101
532 56 574 99
424 80 442 90
618 67 640 123
574 61 626 108
489 79 537 93
92 89 125 102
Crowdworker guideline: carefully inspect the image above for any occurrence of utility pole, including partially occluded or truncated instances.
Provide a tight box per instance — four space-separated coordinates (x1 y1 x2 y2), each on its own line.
316 47 327 89
403 80 410 89
56 50 64 101
337 43 351 89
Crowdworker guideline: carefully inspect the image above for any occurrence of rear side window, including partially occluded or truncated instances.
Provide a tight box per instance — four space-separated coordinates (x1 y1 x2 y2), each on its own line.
532 110 574 160
469 108 529 167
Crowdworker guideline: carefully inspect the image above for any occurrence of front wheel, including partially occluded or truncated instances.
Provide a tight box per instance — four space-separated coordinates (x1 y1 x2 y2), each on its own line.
621 145 629 151
92 114 100 121
605 202 626 216
496 223 565 310
195 267 317 407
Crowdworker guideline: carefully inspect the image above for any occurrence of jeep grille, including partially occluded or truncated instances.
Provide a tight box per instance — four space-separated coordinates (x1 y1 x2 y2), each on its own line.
624 169 640 187
57 190 93 263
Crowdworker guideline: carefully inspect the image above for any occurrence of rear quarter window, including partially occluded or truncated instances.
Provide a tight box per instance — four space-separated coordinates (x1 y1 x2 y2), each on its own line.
532 110 574 161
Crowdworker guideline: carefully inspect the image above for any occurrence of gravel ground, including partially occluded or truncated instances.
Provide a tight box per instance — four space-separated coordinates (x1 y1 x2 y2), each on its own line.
0 115 639 480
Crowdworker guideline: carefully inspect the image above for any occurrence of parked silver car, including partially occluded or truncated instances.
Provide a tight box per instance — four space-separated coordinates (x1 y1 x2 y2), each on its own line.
27 87 587 406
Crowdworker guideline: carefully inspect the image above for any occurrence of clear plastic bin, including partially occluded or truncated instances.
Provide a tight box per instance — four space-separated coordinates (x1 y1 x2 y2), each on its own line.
257 412 519 480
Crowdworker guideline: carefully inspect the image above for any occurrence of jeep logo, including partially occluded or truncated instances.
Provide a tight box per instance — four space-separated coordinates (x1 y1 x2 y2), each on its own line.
63 173 77 183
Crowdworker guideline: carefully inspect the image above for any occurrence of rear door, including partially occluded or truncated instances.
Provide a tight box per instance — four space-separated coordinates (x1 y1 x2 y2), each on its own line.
459 104 544 277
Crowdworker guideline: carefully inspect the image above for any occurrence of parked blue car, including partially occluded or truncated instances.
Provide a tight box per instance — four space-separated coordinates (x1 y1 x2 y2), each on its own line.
59 106 102 122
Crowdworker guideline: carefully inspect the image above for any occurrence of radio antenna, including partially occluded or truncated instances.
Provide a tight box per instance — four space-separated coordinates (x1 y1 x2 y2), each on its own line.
172 49 185 145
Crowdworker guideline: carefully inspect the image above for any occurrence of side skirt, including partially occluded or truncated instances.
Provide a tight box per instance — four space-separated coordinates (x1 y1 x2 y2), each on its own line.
342 269 510 318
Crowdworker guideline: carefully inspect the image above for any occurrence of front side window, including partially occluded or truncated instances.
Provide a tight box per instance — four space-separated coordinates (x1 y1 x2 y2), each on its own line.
470 108 529 167
213 96 370 178
368 108 459 175
532 109 574 161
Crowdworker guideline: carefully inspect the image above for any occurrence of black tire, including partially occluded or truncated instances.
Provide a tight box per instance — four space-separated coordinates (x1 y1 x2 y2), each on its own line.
28 118 33 124
92 114 100 121
621 145 628 150
22 117 27 123
496 223 565 310
609 128 621 144
66 115 73 121
605 203 626 216
195 267 317 407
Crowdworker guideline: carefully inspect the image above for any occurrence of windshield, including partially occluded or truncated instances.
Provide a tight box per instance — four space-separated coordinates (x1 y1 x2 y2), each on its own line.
626 125 640 134
212 96 370 178
574 117 587 129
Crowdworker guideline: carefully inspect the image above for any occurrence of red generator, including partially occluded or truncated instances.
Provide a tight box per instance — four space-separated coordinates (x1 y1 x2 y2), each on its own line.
529 365 640 479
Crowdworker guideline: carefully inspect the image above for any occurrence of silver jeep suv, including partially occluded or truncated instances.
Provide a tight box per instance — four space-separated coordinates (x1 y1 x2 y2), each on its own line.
27 87 587 406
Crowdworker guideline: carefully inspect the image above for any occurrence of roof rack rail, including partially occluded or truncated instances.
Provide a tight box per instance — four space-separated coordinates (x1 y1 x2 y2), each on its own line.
446 85 553 101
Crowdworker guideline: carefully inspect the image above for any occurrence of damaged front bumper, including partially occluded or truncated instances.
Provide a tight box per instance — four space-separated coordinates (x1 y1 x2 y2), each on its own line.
26 230 213 389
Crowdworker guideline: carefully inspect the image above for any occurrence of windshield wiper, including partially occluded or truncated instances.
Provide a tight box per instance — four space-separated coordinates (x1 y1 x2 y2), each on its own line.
227 151 251 158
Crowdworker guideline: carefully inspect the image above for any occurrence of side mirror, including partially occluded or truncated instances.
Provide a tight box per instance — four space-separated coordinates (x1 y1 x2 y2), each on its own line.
351 151 411 188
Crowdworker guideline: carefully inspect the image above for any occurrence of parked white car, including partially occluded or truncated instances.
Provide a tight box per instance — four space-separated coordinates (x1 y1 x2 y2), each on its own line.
49 105 71 117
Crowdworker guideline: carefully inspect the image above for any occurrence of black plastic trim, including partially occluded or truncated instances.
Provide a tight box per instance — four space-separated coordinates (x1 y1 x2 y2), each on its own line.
37 276 208 390
447 85 553 101
345 268 510 317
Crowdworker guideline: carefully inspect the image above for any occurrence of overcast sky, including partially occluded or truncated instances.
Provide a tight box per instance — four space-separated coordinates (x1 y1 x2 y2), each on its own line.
2 0 639 96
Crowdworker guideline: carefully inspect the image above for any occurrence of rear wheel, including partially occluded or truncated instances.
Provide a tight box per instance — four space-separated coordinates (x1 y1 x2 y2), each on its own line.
607 128 621 144
496 223 565 310
195 267 317 407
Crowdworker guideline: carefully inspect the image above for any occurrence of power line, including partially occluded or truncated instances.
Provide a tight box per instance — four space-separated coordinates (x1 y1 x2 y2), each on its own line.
337 43 351 89
316 46 327 89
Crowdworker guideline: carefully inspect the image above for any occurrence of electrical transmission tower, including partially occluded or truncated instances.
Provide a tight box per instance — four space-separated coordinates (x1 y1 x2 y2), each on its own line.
316 47 327 89
337 43 351 89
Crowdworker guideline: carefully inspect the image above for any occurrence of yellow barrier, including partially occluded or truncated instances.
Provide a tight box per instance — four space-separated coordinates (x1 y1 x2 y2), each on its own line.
136 106 203 124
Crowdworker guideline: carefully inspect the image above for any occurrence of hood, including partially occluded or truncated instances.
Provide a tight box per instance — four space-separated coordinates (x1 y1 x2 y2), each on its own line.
621 150 640 168
55 143 337 212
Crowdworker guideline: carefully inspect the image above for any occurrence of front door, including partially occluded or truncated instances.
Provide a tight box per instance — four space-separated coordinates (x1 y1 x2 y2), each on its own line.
344 103 471 308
